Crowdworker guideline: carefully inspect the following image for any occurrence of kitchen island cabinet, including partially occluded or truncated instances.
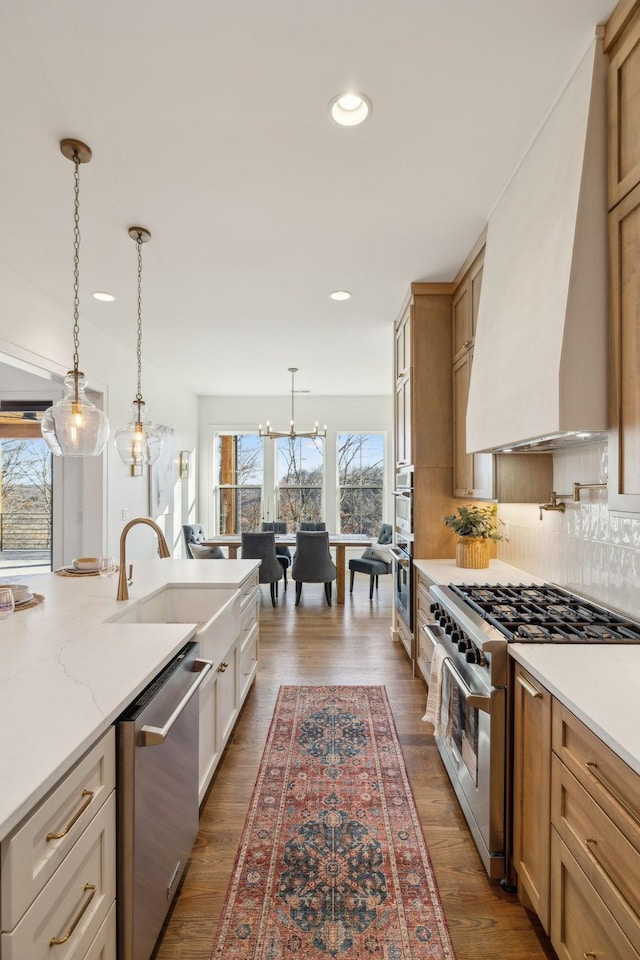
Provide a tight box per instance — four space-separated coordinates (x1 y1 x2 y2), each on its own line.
0 558 260 960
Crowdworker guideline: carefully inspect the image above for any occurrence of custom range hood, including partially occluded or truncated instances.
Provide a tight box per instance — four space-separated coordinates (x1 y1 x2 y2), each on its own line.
467 36 608 454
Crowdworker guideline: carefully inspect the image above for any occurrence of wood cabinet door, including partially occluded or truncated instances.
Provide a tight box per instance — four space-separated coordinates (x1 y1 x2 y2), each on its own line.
395 373 412 468
608 12 640 209
452 278 472 362
513 665 552 933
609 181 640 512
395 305 411 380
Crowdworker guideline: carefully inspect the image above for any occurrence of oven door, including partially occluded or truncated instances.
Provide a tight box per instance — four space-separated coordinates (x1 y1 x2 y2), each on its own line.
391 544 412 629
434 649 506 879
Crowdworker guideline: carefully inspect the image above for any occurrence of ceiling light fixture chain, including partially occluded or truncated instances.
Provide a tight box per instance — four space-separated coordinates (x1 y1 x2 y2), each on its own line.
41 138 110 457
258 367 327 440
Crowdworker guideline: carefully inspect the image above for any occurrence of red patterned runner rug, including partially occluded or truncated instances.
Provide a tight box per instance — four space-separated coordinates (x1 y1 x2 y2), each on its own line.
211 685 455 960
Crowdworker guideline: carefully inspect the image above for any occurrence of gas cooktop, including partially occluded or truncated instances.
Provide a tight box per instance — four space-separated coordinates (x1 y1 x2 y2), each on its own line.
448 582 640 643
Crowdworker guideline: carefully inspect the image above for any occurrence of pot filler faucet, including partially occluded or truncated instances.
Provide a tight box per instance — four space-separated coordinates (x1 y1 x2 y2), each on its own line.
117 517 171 600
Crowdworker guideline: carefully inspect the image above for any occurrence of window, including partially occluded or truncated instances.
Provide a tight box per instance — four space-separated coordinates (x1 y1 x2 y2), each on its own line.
338 433 384 536
277 437 323 530
215 434 263 534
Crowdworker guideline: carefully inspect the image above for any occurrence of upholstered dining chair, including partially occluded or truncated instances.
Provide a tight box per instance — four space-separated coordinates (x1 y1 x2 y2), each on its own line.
262 521 291 589
241 532 283 607
348 523 393 599
299 521 326 531
183 523 224 559
291 531 337 606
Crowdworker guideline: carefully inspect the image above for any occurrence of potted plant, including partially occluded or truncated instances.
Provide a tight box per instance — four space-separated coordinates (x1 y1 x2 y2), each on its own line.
442 504 504 569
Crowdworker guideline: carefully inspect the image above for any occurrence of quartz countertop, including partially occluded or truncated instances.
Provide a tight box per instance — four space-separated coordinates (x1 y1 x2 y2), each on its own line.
0 558 259 840
414 557 640 778
413 557 545 585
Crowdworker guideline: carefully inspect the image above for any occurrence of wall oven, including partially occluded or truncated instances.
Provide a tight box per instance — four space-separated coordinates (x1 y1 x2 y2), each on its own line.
391 534 413 630
392 466 413 537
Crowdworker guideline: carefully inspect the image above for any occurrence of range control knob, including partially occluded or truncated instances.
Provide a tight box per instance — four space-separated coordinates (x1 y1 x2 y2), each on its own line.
450 629 462 644
465 647 480 664
457 637 470 652
429 603 439 615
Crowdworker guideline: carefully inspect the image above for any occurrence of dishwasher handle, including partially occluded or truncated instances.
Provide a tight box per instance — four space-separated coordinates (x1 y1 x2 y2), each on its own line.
140 658 213 746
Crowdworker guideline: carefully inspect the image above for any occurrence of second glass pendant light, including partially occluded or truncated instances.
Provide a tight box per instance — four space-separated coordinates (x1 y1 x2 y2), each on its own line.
114 227 163 475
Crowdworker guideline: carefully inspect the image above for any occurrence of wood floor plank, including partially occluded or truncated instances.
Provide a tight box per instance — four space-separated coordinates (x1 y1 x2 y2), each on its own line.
153 578 556 960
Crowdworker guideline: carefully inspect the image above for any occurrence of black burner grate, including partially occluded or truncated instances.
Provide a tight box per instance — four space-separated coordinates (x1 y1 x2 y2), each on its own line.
449 582 640 643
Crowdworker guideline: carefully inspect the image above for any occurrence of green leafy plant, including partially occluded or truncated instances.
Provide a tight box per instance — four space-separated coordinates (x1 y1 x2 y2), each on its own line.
442 504 504 541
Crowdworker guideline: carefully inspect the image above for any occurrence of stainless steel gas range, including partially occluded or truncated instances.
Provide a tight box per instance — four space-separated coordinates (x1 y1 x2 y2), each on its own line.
423 581 640 883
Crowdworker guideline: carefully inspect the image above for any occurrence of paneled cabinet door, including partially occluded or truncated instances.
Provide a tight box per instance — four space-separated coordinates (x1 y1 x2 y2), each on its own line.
609 180 640 512
395 373 412 468
217 641 239 751
198 665 219 803
395 306 411 381
452 351 494 499
513 665 552 933
608 12 640 209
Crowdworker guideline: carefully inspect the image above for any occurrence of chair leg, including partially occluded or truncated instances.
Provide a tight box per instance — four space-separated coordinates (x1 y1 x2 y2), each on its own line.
369 574 374 600
375 574 379 591
283 567 287 590
275 580 279 598
324 582 332 606
350 569 355 593
295 581 302 606
270 582 277 607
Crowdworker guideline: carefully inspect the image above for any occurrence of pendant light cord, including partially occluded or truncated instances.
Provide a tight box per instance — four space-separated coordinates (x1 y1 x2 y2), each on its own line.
136 234 143 404
72 152 81 375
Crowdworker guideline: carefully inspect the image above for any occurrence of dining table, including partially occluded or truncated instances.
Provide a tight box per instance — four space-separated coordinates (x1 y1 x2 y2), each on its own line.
202 534 373 604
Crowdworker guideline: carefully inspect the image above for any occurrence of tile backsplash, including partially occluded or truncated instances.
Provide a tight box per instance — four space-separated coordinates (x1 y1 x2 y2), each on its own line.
497 441 640 617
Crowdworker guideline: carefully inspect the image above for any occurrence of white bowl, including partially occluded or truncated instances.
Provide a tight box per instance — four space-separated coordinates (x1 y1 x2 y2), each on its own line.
0 583 29 599
72 557 100 572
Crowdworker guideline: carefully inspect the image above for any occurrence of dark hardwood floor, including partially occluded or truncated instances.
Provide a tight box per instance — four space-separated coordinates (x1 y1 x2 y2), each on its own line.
154 576 556 960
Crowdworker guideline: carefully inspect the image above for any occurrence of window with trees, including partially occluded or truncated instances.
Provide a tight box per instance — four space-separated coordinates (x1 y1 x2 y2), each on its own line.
215 433 263 534
338 433 384 536
277 437 324 530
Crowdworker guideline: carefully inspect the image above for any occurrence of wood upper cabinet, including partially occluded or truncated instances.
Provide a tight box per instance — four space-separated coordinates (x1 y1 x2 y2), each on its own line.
513 664 552 933
609 177 640 512
607 6 640 209
452 250 483 363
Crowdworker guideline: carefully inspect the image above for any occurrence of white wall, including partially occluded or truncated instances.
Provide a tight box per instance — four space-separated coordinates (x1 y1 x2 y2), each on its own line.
498 441 640 617
0 261 199 561
198 393 393 535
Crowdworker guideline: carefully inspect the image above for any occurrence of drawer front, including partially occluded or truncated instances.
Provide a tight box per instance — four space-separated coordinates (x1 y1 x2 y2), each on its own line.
2 792 116 960
415 575 431 616
85 901 116 960
550 830 640 960
415 609 435 686
239 624 258 703
1 727 115 930
240 575 259 609
239 589 259 655
552 754 640 951
552 701 640 844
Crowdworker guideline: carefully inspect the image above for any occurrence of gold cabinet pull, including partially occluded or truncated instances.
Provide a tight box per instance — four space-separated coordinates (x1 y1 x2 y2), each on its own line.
585 837 639 921
49 883 96 945
46 790 94 841
583 954 597 959
218 661 228 673
586 761 640 828
516 674 543 699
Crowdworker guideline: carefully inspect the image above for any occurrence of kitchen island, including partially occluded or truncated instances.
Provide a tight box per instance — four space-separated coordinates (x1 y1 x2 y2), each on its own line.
0 558 259 841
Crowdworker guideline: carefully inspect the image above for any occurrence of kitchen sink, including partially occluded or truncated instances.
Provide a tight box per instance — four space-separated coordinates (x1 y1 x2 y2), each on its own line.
108 586 238 626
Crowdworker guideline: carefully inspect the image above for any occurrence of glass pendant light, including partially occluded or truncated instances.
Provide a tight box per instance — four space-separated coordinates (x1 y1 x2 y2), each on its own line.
42 139 110 456
114 227 163 476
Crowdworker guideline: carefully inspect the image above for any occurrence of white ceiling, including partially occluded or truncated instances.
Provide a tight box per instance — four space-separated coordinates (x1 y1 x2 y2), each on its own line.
0 0 616 398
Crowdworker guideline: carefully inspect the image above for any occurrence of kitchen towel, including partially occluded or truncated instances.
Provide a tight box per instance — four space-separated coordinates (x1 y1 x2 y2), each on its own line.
423 642 448 738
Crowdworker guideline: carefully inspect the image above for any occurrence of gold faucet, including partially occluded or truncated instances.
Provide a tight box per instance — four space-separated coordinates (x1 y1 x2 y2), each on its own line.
117 517 171 600
538 491 567 521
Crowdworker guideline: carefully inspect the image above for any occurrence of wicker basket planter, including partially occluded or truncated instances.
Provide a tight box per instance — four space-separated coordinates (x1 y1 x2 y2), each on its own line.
455 536 490 569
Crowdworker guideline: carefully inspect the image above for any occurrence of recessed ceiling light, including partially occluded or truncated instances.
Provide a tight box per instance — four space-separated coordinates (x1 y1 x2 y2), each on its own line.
330 290 351 301
329 93 371 127
92 291 115 302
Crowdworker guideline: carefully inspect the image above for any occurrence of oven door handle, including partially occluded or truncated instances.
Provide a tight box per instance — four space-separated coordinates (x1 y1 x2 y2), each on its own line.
389 547 410 567
442 657 492 714
140 658 213 746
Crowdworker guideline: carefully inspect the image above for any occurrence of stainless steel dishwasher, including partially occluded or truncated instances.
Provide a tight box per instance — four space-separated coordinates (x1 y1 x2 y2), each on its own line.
117 641 212 960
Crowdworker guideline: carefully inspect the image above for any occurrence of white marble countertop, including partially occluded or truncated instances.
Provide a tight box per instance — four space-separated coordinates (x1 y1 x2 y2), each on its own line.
413 556 640 778
0 558 259 840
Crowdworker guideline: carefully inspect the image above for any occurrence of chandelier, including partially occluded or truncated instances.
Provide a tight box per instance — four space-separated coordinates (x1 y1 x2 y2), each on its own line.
41 139 110 457
259 367 326 440
114 227 163 475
